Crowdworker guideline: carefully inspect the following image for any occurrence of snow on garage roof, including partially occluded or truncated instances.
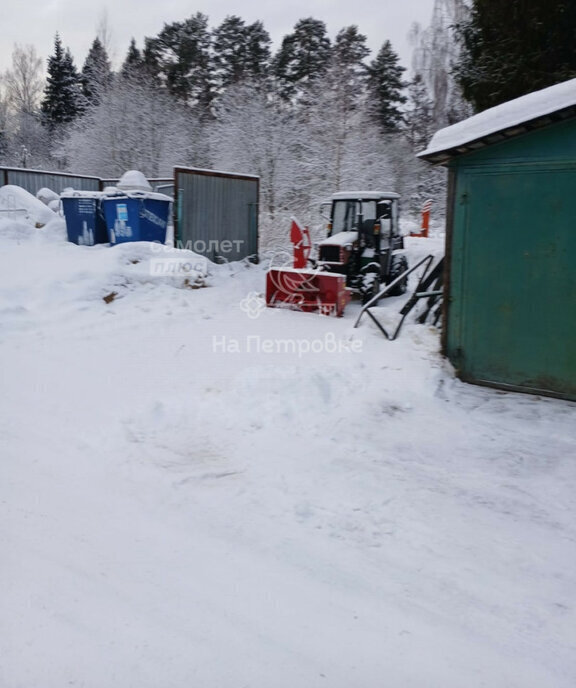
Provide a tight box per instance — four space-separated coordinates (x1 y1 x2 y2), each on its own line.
418 78 576 164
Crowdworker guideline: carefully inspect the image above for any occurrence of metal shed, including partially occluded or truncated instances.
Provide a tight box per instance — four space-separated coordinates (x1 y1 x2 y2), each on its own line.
419 79 576 402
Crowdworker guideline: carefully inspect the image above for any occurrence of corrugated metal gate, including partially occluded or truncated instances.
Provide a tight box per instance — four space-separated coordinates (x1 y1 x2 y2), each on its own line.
174 167 259 262
447 163 576 400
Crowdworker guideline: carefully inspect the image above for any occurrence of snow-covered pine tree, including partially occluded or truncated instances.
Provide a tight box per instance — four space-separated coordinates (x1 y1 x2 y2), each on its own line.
121 39 146 80
273 18 332 101
367 40 407 132
291 26 371 197
82 37 113 106
143 13 213 111
62 48 88 115
332 26 370 105
245 21 272 82
212 16 248 90
41 35 87 131
211 17 271 93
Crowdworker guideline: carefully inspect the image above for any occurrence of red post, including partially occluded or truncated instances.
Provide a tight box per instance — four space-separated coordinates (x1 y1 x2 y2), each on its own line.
411 199 432 238
421 198 432 238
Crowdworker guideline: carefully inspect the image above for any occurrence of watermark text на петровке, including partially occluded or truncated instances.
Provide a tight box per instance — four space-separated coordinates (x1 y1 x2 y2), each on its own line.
212 333 363 357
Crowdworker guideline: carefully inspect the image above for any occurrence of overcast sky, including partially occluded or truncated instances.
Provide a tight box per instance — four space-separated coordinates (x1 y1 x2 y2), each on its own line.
0 0 435 76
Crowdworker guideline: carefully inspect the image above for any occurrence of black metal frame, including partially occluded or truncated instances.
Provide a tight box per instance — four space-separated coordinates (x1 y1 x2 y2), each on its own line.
354 255 445 340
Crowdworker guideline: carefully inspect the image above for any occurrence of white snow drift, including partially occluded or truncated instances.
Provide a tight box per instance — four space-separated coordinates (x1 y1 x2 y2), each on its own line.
1 218 575 688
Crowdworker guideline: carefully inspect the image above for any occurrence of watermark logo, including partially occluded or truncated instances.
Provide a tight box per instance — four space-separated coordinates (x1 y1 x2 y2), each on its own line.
149 257 209 276
239 291 267 319
150 239 245 255
212 333 363 357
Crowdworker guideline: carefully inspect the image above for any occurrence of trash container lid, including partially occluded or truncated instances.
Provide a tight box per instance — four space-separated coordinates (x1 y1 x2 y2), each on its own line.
60 190 105 199
102 189 173 202
60 188 133 200
60 188 172 202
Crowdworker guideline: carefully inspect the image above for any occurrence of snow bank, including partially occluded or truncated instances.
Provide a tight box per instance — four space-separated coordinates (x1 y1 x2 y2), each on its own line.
0 184 57 227
420 77 576 157
48 199 61 213
0 221 208 316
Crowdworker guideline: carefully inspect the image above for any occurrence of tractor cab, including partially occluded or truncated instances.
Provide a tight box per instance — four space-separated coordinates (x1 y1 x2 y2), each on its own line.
327 191 400 243
318 191 407 302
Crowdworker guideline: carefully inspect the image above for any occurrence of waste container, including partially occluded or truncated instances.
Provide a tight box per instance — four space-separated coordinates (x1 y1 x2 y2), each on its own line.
101 191 172 245
61 191 109 246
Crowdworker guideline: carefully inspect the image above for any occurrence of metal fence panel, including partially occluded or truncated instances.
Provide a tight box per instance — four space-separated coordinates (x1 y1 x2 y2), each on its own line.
175 167 259 262
101 178 173 195
1 167 101 194
1 168 173 197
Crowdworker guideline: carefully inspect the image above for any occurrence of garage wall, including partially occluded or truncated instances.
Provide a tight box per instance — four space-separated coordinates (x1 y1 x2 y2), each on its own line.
445 121 576 401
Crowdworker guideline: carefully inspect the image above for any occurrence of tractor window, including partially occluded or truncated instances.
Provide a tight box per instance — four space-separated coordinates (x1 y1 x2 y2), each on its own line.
378 202 391 219
332 201 358 233
332 200 378 233
378 201 393 234
361 201 377 220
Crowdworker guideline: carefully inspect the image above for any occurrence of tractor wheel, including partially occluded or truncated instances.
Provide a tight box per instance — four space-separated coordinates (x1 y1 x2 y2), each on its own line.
361 273 380 305
387 255 408 296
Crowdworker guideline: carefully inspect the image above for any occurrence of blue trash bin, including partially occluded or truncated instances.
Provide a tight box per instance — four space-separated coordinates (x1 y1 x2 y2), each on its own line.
101 191 172 245
61 191 108 246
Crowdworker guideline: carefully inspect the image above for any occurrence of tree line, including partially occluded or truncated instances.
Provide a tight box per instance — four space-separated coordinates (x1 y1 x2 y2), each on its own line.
39 16 409 133
1 0 575 245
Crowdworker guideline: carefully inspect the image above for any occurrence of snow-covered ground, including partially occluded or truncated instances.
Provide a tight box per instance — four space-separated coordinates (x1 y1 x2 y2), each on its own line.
1 217 575 688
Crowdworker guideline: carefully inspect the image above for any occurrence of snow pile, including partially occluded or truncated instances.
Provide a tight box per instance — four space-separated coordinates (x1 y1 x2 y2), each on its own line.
117 169 153 192
420 77 576 157
0 184 58 227
1 224 575 688
36 187 60 206
0 218 208 319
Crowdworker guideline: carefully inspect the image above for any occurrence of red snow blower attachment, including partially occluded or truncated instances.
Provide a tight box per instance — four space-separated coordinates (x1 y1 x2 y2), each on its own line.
266 218 350 316
265 267 350 316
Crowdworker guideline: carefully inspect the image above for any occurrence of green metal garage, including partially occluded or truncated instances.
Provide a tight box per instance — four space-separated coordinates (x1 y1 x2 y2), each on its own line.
419 79 576 401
